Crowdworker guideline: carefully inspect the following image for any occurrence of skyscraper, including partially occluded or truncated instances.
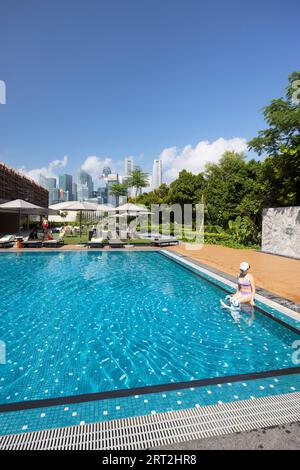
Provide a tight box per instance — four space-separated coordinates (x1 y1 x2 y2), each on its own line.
142 175 152 194
152 159 162 190
123 157 134 197
97 179 108 204
59 174 73 200
50 188 60 205
102 166 111 178
107 173 119 206
39 175 56 191
39 175 58 204
77 184 89 201
124 157 133 177
77 169 93 199
72 182 77 201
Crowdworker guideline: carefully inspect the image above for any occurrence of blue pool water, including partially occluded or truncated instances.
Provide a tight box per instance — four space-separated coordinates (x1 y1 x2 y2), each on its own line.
0 251 298 407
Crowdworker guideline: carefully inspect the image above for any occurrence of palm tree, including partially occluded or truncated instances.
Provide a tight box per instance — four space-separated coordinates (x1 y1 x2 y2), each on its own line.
127 167 149 198
109 183 128 206
60 211 68 224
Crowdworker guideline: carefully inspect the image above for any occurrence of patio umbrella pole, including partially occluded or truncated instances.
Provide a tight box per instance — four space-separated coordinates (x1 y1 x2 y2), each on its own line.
80 210 82 243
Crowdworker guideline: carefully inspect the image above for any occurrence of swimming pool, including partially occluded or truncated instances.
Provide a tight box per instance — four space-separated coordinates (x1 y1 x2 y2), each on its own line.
0 250 299 415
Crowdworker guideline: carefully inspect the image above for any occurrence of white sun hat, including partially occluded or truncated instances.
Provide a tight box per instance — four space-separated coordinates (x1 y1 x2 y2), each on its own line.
240 261 250 272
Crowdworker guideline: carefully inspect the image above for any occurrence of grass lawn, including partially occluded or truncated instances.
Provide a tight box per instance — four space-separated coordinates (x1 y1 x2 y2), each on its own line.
63 233 152 246
63 233 88 245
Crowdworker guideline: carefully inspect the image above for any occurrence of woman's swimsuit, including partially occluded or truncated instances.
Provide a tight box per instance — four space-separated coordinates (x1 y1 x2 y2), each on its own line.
238 275 252 296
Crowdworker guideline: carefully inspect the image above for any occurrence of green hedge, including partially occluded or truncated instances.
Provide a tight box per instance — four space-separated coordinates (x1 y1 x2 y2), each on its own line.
179 231 259 249
204 233 259 249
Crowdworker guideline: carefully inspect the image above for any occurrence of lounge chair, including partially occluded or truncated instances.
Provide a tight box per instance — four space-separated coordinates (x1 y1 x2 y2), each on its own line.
151 237 179 247
109 238 126 248
42 239 64 248
22 239 43 248
42 232 65 248
0 235 15 248
87 237 104 248
119 230 129 239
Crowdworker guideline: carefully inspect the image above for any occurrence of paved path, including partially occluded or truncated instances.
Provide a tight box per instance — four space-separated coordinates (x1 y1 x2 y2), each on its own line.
155 422 300 450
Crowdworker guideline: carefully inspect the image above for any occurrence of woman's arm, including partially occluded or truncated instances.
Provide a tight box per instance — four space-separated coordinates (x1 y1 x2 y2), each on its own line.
230 283 240 297
250 275 255 304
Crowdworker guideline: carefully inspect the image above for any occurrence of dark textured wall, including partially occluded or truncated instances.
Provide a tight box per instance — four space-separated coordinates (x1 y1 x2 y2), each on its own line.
0 212 19 234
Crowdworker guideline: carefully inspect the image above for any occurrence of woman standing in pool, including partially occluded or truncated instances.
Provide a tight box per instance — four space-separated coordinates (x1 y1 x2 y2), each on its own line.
231 262 255 306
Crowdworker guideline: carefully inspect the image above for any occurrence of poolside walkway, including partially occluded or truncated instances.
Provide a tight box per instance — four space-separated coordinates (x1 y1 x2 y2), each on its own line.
169 244 300 304
155 422 300 450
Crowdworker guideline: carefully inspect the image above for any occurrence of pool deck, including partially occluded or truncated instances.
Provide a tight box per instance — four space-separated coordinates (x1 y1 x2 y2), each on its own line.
155 421 300 450
169 244 300 306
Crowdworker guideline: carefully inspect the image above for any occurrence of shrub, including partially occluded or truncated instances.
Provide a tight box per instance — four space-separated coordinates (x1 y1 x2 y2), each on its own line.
227 216 260 245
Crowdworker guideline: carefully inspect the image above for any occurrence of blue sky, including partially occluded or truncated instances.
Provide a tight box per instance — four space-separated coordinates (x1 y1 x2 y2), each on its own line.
0 0 299 182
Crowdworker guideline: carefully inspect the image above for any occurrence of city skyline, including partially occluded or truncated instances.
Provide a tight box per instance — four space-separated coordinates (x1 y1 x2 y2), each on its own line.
39 155 163 204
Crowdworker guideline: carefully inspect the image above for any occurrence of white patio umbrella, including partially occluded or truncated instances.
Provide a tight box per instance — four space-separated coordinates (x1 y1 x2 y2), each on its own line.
94 203 114 212
108 213 129 218
114 203 147 213
0 199 58 215
49 201 113 241
108 209 153 241
0 199 58 233
108 211 154 219
49 201 99 211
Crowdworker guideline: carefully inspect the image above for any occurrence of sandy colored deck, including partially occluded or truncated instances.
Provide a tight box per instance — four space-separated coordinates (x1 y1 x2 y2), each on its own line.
169 244 300 304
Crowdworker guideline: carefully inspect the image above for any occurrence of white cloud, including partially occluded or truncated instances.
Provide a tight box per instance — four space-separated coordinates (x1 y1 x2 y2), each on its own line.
81 156 112 182
81 155 124 185
19 155 68 182
17 137 247 186
159 137 247 181
19 154 124 187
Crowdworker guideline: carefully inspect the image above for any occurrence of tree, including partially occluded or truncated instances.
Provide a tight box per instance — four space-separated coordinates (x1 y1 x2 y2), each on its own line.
248 71 300 206
228 215 260 245
248 71 300 156
203 151 255 227
126 167 149 198
259 148 300 206
236 159 266 228
60 211 68 223
167 170 205 206
109 183 128 206
136 183 170 207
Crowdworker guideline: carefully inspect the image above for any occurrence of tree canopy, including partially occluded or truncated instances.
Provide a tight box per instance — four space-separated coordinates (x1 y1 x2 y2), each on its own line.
248 70 300 206
203 151 257 227
248 71 300 156
167 170 205 206
126 167 149 197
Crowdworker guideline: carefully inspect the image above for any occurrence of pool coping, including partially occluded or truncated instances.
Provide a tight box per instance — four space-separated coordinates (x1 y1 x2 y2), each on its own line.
1 391 300 450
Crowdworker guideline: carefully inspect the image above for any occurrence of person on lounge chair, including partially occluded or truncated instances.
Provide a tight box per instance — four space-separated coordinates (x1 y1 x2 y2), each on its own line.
42 217 49 233
28 227 38 240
